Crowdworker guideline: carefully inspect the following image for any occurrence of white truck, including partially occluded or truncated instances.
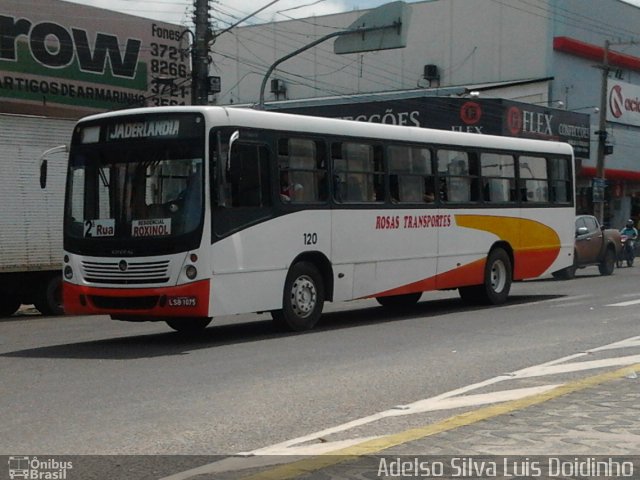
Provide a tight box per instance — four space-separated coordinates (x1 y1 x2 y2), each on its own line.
0 113 74 316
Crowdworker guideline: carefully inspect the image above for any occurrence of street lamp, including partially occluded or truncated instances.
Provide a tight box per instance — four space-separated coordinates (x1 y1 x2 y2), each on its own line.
257 1 410 109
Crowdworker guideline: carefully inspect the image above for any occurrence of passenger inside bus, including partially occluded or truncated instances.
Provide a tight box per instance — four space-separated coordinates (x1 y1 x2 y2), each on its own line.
280 170 303 202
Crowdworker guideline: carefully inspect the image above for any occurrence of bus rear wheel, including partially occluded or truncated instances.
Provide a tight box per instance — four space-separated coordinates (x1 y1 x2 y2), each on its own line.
166 317 212 334
376 292 422 308
272 261 325 332
459 248 512 305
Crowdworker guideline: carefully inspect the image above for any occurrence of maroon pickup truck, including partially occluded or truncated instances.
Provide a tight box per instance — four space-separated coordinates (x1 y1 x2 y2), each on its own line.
553 215 621 279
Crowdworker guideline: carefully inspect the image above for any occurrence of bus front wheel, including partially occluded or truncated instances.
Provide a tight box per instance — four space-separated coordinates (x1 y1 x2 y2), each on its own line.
459 248 512 305
34 274 64 316
272 261 325 332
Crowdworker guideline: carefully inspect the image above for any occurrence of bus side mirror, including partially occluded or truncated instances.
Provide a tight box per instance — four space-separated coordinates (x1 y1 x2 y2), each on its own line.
227 130 240 172
39 145 68 189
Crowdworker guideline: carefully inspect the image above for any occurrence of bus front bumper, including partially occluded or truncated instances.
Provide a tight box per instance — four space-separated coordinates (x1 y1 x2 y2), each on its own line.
63 280 210 319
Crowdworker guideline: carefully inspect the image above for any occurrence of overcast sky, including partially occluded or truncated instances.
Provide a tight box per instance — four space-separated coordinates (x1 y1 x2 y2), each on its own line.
61 0 640 29
61 0 382 27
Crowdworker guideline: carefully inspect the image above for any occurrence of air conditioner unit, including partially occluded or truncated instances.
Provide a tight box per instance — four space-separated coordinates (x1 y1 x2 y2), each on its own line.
423 64 439 81
270 79 286 94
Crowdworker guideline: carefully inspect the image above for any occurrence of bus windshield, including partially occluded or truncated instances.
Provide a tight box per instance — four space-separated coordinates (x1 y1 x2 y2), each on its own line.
65 142 204 243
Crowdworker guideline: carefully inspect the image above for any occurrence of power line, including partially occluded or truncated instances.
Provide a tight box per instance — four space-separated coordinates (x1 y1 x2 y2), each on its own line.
208 0 640 104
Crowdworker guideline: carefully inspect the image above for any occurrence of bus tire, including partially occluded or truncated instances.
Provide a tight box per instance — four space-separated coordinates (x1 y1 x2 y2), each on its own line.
166 317 212 334
0 297 21 317
376 292 422 308
459 248 512 305
34 275 64 316
272 261 325 332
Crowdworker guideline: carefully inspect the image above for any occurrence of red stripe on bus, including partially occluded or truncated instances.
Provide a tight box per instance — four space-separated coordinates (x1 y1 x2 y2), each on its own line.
514 248 561 279
370 244 559 299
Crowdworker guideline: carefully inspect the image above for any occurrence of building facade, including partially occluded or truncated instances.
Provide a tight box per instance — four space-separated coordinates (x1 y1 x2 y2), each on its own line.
211 0 640 227
0 0 190 119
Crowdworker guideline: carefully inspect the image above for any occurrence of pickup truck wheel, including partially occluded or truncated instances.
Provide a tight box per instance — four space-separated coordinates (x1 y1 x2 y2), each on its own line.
598 248 616 276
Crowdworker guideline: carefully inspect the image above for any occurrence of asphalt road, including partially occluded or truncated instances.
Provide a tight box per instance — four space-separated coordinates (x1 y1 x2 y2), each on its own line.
1 264 638 458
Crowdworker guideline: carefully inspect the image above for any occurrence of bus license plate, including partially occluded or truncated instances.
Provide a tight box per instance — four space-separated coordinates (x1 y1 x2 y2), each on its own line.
168 296 197 307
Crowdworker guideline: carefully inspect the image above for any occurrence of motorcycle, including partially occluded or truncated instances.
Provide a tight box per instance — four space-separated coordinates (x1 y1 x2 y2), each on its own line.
617 234 635 267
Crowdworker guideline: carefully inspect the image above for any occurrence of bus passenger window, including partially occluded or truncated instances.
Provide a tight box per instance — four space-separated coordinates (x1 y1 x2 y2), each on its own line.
228 143 271 207
388 145 434 203
278 138 327 203
519 156 549 203
550 157 572 203
437 149 478 203
480 153 516 203
332 141 383 203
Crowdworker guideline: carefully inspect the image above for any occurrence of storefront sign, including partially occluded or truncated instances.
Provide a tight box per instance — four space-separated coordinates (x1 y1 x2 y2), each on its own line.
276 97 591 158
0 0 190 116
607 80 640 127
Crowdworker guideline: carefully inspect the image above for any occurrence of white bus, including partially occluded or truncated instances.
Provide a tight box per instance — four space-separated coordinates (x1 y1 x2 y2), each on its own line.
59 106 575 332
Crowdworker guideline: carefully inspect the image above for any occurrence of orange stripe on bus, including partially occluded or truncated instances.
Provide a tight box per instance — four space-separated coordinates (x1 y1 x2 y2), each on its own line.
370 215 561 299
455 215 561 280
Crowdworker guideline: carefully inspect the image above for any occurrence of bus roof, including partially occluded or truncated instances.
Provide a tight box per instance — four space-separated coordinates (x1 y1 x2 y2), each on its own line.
79 105 574 156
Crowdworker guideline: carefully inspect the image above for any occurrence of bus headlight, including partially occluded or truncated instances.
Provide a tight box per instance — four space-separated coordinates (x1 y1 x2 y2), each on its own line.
185 265 198 280
64 265 73 280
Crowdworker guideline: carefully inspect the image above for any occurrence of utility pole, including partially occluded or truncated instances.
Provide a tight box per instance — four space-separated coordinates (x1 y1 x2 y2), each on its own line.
192 0 211 105
594 38 638 224
593 40 610 225
190 1 279 105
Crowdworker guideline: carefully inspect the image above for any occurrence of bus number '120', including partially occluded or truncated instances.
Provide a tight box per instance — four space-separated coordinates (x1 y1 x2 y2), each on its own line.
304 233 318 245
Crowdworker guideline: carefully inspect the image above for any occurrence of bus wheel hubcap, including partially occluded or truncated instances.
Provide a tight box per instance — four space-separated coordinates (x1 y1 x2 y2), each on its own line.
291 275 316 318
491 260 507 293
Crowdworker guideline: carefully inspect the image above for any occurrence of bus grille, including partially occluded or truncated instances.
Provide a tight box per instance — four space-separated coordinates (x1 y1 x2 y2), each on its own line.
81 260 171 284
90 295 160 310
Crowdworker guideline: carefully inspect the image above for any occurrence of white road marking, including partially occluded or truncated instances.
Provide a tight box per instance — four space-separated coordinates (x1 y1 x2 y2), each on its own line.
512 354 640 378
388 385 562 414
159 438 383 480
590 336 640 352
505 295 591 309
158 335 640 480
605 298 640 307
550 301 592 308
